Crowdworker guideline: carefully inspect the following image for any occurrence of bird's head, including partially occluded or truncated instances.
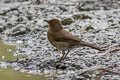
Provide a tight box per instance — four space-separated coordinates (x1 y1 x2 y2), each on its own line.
44 18 63 32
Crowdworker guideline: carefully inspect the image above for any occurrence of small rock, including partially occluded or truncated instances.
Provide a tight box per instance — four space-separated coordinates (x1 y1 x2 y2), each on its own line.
59 6 68 12
8 49 12 52
85 25 94 31
9 24 30 36
0 26 5 33
2 56 5 59
72 14 92 20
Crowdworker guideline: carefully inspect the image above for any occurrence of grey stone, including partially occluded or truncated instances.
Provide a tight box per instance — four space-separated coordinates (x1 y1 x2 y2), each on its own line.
10 24 30 36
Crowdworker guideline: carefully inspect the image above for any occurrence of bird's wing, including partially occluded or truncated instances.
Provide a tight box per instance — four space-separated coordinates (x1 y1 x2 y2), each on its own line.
54 29 81 43
52 29 102 51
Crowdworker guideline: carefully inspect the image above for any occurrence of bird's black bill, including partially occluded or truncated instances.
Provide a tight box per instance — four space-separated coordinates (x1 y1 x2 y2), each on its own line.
44 20 49 23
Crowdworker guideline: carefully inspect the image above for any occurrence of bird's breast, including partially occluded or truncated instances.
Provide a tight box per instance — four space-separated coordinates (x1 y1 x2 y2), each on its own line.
47 32 69 50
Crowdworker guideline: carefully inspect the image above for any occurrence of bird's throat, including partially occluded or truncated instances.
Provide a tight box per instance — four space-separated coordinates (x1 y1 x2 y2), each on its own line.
49 25 63 32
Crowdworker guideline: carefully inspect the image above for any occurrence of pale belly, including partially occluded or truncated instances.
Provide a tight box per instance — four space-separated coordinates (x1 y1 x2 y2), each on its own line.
51 41 69 51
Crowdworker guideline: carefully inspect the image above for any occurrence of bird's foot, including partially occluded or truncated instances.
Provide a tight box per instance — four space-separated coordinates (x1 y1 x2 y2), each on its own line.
55 62 67 69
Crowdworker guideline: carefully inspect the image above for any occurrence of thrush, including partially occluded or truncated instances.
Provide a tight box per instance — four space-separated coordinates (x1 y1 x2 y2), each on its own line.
45 18 103 62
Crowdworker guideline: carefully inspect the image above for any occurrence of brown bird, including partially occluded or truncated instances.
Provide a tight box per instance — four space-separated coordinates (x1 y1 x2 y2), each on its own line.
45 18 102 62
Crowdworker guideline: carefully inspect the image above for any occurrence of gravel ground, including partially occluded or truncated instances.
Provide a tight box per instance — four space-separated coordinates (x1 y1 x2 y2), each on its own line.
0 0 120 80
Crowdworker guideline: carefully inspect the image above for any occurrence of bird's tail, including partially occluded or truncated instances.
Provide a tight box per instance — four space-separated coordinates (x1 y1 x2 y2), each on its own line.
79 41 102 51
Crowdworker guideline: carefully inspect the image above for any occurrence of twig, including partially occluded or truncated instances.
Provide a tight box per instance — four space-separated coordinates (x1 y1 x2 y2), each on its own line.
105 46 120 54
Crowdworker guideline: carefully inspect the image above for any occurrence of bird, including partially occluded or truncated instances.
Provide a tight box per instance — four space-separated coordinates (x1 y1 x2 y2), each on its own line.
45 18 103 62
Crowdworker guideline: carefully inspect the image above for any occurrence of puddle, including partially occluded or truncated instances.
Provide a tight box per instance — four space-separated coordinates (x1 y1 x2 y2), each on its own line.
0 42 53 80
0 42 23 61
0 68 48 80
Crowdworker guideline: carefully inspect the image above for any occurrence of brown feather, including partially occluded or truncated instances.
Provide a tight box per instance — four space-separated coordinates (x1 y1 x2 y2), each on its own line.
46 18 102 51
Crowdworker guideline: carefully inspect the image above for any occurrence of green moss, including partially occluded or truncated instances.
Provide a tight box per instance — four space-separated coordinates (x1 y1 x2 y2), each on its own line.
54 49 59 51
0 28 4 33
85 26 94 31
0 68 47 80
27 16 32 20
40 8 46 10
108 19 113 22
43 25 48 28
61 18 74 25
0 42 23 61
0 42 54 80
78 7 91 11
111 24 116 26
72 14 92 20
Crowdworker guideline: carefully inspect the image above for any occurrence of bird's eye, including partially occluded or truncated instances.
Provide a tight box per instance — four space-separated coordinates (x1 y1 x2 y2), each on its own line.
51 21 54 24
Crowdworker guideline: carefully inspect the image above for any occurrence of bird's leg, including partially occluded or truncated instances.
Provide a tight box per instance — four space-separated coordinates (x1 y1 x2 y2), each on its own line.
62 50 71 60
58 50 65 62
